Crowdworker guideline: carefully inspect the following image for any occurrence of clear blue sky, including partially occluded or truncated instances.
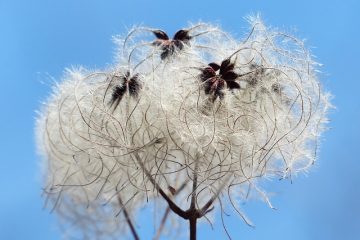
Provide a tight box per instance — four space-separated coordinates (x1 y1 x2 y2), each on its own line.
1 0 359 239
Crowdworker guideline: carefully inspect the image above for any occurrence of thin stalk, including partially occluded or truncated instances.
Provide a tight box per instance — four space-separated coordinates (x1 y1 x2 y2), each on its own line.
117 193 140 240
188 158 199 240
153 208 171 240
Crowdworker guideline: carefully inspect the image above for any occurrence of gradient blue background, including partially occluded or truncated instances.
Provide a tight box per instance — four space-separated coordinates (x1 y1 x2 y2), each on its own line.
1 0 359 239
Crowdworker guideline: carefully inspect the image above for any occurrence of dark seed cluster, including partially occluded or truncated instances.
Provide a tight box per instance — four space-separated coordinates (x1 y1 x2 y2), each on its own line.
199 58 241 100
152 29 192 59
109 71 141 110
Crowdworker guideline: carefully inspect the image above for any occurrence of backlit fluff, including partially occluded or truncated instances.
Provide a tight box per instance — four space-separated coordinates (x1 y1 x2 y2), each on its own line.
36 16 331 238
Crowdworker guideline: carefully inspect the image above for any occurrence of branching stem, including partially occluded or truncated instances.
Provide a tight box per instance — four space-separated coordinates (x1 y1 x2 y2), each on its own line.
133 152 187 218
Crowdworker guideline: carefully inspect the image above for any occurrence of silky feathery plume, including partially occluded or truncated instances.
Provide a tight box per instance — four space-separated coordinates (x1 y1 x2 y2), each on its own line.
36 16 331 239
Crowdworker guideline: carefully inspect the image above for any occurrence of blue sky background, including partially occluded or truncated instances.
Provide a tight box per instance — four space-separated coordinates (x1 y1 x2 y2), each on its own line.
1 0 359 239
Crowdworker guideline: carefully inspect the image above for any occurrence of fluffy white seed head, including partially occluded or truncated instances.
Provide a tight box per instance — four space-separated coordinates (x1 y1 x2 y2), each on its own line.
36 17 331 237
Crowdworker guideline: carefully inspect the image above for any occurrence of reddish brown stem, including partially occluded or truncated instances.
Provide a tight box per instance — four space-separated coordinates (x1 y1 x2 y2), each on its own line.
133 153 187 218
189 216 197 240
117 193 139 240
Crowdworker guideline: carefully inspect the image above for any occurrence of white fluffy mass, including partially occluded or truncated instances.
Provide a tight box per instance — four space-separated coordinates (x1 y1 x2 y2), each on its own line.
36 16 331 239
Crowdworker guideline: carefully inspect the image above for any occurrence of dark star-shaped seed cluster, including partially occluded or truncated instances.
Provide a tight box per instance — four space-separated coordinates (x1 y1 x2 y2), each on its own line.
199 58 240 100
109 71 141 110
152 29 192 60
